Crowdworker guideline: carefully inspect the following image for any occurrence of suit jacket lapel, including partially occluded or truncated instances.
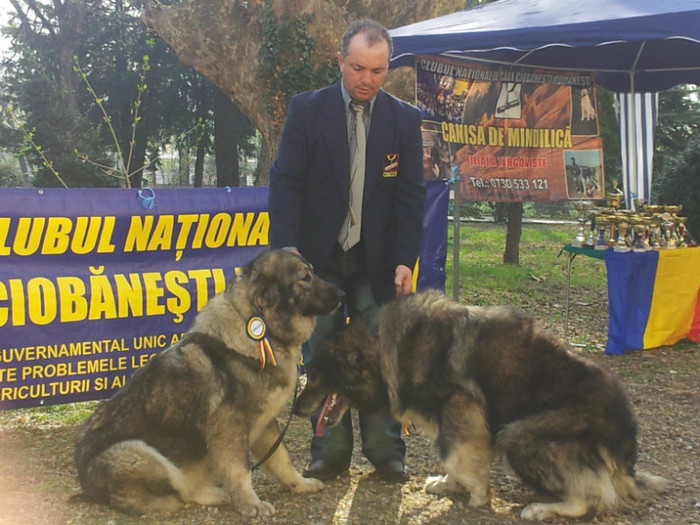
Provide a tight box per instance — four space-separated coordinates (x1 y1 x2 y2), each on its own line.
323 84 351 200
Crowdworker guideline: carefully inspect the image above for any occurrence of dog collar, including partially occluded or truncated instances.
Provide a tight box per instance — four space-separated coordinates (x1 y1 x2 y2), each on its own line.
246 315 277 370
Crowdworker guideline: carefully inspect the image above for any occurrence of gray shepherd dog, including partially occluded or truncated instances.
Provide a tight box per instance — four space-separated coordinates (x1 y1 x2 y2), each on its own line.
75 249 343 517
295 290 668 521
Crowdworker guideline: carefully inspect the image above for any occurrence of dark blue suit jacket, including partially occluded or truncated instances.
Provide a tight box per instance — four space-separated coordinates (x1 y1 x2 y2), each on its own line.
269 82 425 305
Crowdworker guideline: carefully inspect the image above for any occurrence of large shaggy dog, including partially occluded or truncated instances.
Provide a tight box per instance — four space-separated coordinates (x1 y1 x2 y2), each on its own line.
75 249 343 517
294 290 668 521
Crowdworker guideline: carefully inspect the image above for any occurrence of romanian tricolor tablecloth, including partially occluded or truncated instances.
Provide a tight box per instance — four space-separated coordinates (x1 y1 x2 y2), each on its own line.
605 247 700 354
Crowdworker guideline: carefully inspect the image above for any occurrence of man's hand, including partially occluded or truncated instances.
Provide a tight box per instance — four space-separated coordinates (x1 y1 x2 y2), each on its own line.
394 265 413 297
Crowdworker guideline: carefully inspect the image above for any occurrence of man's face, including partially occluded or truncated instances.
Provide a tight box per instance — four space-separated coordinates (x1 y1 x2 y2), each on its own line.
338 34 390 103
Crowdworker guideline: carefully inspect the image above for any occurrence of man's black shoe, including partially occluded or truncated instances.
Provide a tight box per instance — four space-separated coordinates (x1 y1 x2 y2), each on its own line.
303 459 350 481
372 459 409 482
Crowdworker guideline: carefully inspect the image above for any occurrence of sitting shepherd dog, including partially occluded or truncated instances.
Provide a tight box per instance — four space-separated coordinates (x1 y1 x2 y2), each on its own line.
294 290 668 521
75 249 343 517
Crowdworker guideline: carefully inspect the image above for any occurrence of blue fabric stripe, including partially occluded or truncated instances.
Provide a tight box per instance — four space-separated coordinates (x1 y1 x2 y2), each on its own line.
604 249 659 354
417 180 449 292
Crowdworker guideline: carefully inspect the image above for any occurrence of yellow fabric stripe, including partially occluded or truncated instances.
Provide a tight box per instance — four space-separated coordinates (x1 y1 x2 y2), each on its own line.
644 248 700 348
411 257 420 293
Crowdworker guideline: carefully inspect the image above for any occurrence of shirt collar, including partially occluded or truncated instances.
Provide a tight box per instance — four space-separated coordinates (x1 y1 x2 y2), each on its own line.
340 82 377 114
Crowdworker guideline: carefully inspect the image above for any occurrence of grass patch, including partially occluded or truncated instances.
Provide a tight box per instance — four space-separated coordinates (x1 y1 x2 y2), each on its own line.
1 402 96 431
446 222 607 306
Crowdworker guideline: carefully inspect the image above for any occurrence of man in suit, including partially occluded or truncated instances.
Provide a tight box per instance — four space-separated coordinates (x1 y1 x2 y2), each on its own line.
268 20 425 482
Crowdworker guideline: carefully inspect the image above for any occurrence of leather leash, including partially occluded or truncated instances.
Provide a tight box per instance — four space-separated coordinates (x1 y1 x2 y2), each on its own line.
251 368 300 471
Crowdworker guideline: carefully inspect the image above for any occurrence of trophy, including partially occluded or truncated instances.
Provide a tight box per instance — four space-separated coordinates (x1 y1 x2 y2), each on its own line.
662 218 678 249
664 204 683 216
677 216 689 247
646 204 665 214
630 217 651 252
594 215 610 250
606 192 622 210
606 181 623 210
583 210 597 247
649 216 663 249
568 199 691 252
633 198 647 212
613 216 631 252
572 201 594 247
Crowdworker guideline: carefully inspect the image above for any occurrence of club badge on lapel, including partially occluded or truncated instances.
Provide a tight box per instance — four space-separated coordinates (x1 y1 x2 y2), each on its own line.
383 154 399 178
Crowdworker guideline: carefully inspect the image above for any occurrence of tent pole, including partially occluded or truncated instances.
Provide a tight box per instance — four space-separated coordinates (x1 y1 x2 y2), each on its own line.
452 171 461 300
628 74 638 210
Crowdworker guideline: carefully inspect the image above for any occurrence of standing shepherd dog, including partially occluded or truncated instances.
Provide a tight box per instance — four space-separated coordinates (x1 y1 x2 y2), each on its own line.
75 249 343 517
295 290 668 521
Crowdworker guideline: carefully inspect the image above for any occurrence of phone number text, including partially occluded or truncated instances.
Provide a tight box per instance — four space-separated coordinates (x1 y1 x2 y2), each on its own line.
468 177 549 190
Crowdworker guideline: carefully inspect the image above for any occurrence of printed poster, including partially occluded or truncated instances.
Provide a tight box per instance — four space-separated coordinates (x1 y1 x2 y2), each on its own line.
417 56 605 202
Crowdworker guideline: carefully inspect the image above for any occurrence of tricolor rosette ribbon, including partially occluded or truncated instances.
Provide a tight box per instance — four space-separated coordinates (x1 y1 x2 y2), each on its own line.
246 316 277 370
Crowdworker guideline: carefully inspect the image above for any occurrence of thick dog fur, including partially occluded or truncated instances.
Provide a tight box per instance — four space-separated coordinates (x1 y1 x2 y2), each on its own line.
75 249 343 517
294 289 668 521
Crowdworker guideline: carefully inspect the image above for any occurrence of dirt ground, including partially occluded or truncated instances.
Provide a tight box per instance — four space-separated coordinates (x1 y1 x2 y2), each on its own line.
1 294 699 525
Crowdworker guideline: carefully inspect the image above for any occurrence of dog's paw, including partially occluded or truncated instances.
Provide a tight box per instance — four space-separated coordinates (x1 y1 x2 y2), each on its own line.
521 503 556 521
239 500 275 518
424 475 459 494
521 500 590 521
292 477 324 493
466 487 491 508
191 486 230 506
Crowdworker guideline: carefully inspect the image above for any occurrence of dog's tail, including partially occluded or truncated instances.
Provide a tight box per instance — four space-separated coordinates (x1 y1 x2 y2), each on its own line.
614 469 670 508
500 414 669 519
602 449 670 513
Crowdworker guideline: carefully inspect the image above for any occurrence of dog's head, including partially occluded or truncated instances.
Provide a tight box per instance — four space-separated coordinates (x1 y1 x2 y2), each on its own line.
239 249 344 317
231 250 344 347
293 320 390 436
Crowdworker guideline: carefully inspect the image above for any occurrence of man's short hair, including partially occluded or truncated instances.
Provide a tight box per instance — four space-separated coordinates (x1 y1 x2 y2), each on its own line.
341 20 393 58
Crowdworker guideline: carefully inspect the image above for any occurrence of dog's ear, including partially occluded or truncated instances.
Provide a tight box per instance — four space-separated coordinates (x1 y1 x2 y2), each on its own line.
251 280 280 312
240 251 282 311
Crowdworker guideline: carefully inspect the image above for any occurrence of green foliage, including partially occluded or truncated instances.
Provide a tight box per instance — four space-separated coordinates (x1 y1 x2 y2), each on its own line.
650 85 700 240
19 127 68 188
597 88 622 191
1 0 234 188
654 85 700 178
73 55 152 188
654 134 700 241
0 163 23 187
258 3 338 123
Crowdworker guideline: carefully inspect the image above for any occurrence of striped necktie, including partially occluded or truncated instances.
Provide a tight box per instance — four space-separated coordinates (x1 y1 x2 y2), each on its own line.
339 101 367 251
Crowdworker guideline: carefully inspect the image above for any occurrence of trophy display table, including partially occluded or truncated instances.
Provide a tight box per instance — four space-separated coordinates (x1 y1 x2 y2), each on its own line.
561 244 700 354
559 244 606 340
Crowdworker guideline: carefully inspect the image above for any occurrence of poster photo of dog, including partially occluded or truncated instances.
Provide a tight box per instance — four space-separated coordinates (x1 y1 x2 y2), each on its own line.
570 86 600 136
564 149 605 199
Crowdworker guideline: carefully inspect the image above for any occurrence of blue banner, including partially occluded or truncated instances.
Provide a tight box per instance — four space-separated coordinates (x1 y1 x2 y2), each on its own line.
0 184 447 409
417 180 449 292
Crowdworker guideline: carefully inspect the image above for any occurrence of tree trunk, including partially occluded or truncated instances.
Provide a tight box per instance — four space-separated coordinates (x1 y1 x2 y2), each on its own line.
128 138 147 189
177 145 191 186
503 202 523 265
214 88 240 187
193 140 205 188
142 0 467 172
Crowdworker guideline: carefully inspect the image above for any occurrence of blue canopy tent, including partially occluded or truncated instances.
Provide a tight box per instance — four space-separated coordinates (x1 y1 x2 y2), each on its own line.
389 0 700 209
